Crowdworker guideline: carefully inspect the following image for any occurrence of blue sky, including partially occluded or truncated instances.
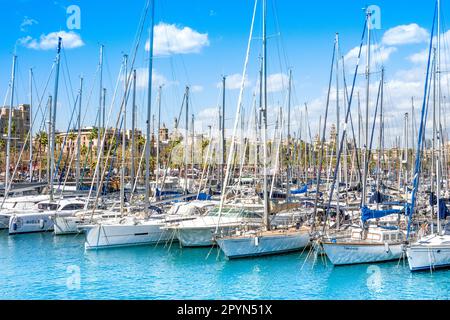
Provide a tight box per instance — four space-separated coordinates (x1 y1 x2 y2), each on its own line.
1 0 447 146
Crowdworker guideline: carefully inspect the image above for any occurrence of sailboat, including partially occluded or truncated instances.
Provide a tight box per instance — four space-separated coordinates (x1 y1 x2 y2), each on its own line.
406 0 450 272
215 0 310 259
320 10 408 266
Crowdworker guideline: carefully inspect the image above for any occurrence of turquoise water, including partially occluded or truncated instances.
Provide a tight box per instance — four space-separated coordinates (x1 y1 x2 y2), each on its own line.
0 230 449 300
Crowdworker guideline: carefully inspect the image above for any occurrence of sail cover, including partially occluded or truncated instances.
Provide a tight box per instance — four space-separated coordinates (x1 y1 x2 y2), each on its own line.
361 206 403 223
291 185 308 195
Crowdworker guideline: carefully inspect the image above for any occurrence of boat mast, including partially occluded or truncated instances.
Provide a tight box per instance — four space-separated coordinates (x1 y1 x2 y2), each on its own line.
47 95 52 189
29 68 33 183
76 76 83 191
131 70 137 188
5 54 17 189
145 0 155 212
286 69 292 203
335 33 341 229
362 9 371 208
156 85 162 198
120 54 128 215
376 68 384 197
184 86 190 193
262 0 270 230
221 76 226 190
97 45 104 193
50 37 62 202
436 0 442 234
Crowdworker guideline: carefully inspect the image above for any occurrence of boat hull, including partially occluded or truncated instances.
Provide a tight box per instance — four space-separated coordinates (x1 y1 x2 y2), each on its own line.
54 216 83 235
9 213 68 235
176 226 237 247
217 231 310 259
406 244 450 271
322 242 404 266
84 222 172 250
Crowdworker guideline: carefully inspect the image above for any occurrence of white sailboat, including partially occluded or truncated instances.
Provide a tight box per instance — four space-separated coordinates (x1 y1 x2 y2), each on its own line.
406 0 450 272
9 198 86 234
83 201 214 249
215 0 310 259
0 195 55 229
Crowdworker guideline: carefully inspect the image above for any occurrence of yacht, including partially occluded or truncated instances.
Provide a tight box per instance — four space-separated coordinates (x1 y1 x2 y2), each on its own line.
82 201 215 250
8 198 85 235
406 224 450 271
322 225 405 265
0 195 59 229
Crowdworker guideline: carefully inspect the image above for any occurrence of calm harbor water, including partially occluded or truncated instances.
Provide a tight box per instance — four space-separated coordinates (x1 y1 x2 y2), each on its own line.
0 230 449 300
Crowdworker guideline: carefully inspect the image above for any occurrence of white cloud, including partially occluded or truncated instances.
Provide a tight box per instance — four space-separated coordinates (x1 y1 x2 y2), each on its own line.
18 31 84 50
407 49 429 64
128 68 176 90
267 73 289 93
146 22 209 56
382 24 429 46
218 73 252 90
344 44 397 69
20 16 38 32
191 85 204 93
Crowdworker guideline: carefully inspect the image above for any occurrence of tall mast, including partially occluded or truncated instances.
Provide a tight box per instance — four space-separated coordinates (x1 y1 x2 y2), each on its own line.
156 85 162 198
5 54 17 189
29 68 33 183
76 76 83 191
145 0 155 211
221 76 226 190
47 95 52 189
184 86 190 193
431 48 437 230
97 45 104 193
362 9 371 208
131 70 137 187
376 68 384 196
262 0 270 230
286 69 292 203
436 0 442 234
335 33 341 229
191 113 195 173
120 54 128 215
50 37 62 202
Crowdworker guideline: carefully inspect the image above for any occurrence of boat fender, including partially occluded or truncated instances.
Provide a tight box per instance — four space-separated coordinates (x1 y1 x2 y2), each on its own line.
254 237 259 247
39 219 45 229
384 242 389 253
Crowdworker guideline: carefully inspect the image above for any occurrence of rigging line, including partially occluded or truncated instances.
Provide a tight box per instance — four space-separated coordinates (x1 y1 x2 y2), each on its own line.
407 2 437 239
311 39 336 232
87 0 151 211
61 44 77 107
216 0 259 230
32 63 56 125
323 13 368 232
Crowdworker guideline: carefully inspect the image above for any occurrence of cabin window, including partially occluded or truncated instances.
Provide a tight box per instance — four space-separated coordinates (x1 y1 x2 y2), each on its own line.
38 203 58 211
61 204 84 211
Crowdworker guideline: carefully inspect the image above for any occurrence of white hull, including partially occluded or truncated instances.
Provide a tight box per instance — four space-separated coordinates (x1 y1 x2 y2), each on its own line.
217 231 310 259
177 225 245 247
84 221 172 250
322 242 404 265
54 216 84 235
9 213 69 234
406 235 450 271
